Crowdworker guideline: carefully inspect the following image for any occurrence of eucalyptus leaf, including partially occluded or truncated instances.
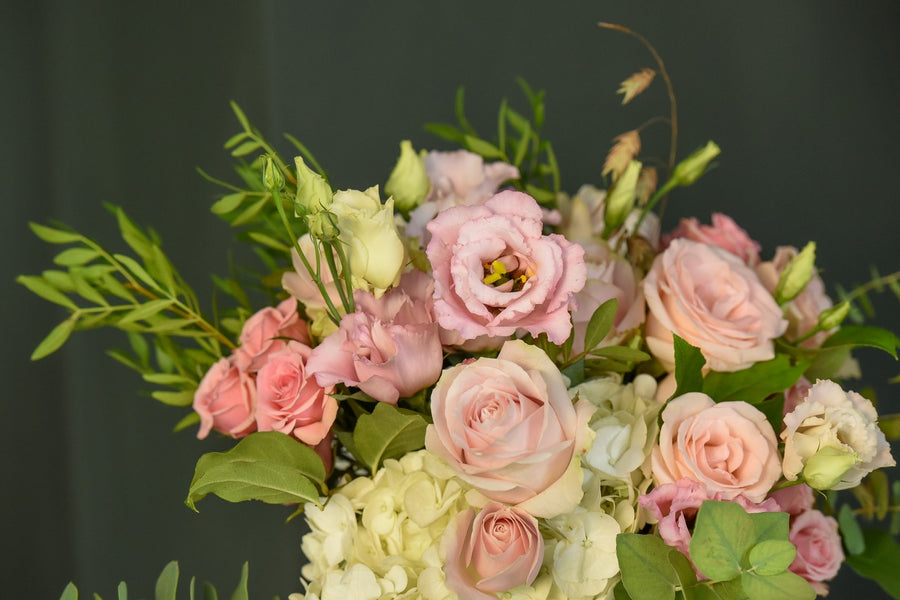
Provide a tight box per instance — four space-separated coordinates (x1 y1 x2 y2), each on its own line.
672 335 705 399
616 533 678 600
702 355 808 404
70 273 109 306
353 403 428 473
30 222 82 244
211 193 246 215
54 247 100 266
114 254 162 292
115 207 153 260
17 274 79 310
741 571 814 600
31 317 77 360
748 540 796 576
583 298 618 352
689 501 755 581
155 561 179 600
186 431 325 511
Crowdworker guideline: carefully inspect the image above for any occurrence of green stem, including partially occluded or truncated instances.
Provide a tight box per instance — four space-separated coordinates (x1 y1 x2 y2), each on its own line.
333 239 356 314
842 270 900 303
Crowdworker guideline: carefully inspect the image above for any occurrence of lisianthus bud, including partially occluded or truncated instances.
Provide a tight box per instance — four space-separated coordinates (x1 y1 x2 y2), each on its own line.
307 210 340 241
603 160 641 237
774 241 816 304
385 140 430 213
294 156 333 215
802 446 860 490
669 141 720 187
263 156 285 191
816 300 851 332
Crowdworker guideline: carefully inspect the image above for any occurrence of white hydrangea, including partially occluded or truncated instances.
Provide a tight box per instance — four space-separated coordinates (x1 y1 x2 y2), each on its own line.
546 508 621 600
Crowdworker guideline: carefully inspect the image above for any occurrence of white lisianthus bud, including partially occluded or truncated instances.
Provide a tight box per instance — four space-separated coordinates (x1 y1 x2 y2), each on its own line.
330 186 406 294
669 141 721 187
263 156 285 191
295 156 333 215
774 241 816 304
603 160 641 236
385 140 430 213
803 446 861 490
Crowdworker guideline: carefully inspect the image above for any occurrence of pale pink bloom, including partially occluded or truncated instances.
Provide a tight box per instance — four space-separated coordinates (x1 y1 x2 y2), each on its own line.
256 341 337 446
789 509 844 595
442 503 543 599
756 246 835 348
193 357 257 439
406 150 519 240
426 340 594 518
768 483 814 517
281 234 344 316
426 190 586 344
306 271 443 404
783 376 813 419
571 240 645 353
644 239 787 372
234 297 310 373
652 393 782 503
640 479 780 563
664 213 761 266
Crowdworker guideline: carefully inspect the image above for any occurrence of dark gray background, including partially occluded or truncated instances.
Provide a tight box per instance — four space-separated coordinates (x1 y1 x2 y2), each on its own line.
2 1 898 598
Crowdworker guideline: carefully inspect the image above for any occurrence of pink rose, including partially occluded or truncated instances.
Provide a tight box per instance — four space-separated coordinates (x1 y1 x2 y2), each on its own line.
426 340 594 518
571 240 645 353
652 393 782 503
426 190 586 344
256 341 337 446
755 246 835 348
644 239 787 372
234 297 310 373
640 479 780 564
406 150 520 240
443 503 543 599
788 509 844 595
193 357 257 439
306 271 443 404
664 213 761 266
768 483 814 517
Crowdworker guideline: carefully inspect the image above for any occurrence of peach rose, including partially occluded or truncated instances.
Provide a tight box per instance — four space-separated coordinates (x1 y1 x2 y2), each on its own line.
788 509 844 595
234 297 310 373
652 393 782 503
664 213 761 266
425 340 594 518
193 357 256 439
644 239 786 372
256 341 337 446
442 503 543 599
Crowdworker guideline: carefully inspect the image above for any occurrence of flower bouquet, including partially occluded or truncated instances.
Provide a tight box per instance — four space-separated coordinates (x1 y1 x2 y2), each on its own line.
20 22 900 600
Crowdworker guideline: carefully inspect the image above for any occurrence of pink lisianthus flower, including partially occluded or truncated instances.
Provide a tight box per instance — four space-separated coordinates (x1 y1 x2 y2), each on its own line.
664 213 762 266
442 503 543 600
193 357 257 439
256 341 337 447
639 479 781 571
406 149 519 240
788 509 844 595
768 483 814 517
233 297 310 373
426 190 586 344
306 271 443 404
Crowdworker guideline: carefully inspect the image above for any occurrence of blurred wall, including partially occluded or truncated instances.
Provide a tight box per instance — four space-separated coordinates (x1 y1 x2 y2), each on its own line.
2 1 898 597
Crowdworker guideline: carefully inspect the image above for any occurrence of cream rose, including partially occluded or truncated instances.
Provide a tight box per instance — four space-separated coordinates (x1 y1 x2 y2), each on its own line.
426 340 594 518
644 239 787 372
652 393 782 503
781 379 895 489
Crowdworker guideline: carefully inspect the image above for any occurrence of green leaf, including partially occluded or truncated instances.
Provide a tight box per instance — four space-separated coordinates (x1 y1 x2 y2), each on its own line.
583 299 618 352
748 540 796 576
672 335 705 399
741 571 815 600
151 390 195 407
463 135 505 160
114 207 153 259
880 413 900 441
54 247 100 266
70 272 109 306
689 500 754 581
173 411 201 433
230 195 270 226
353 403 428 473
690 579 746 600
143 373 196 386
803 345 851 381
423 122 467 144
17 275 79 310
186 431 325 511
702 356 808 404
589 345 651 362
822 324 899 359
155 561 179 600
114 254 162 291
117 581 127 600
869 469 890 520
839 503 865 555
30 222 82 244
615 533 678 600
117 299 174 325
31 317 77 360
229 563 249 600
211 193 247 215
668 549 698 599
231 140 262 157
747 510 789 545
846 528 900 597
247 231 290 252
59 582 79 600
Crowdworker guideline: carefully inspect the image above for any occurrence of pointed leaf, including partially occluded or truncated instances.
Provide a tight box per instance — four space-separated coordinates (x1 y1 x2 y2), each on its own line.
31 318 77 360
702 355 808 404
423 123 467 144
114 254 162 291
822 324 899 359
17 275 79 310
230 140 262 157
54 247 100 266
30 222 82 244
173 411 201 433
463 135 504 160
589 345 651 362
117 581 127 600
117 299 174 325
583 299 618 352
672 335 705 398
353 403 427 473
229 563 249 600
151 390 195 407
839 503 866 555
202 582 219 600
186 431 325 511
155 561 179 600
59 583 79 600
879 413 900 440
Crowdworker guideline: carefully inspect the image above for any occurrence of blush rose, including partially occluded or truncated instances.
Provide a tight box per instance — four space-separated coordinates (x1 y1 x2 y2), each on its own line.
234 297 310 373
651 393 782 503
193 357 256 439
664 213 761 266
426 340 594 518
426 190 586 344
442 502 543 600
788 509 844 595
644 239 786 372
